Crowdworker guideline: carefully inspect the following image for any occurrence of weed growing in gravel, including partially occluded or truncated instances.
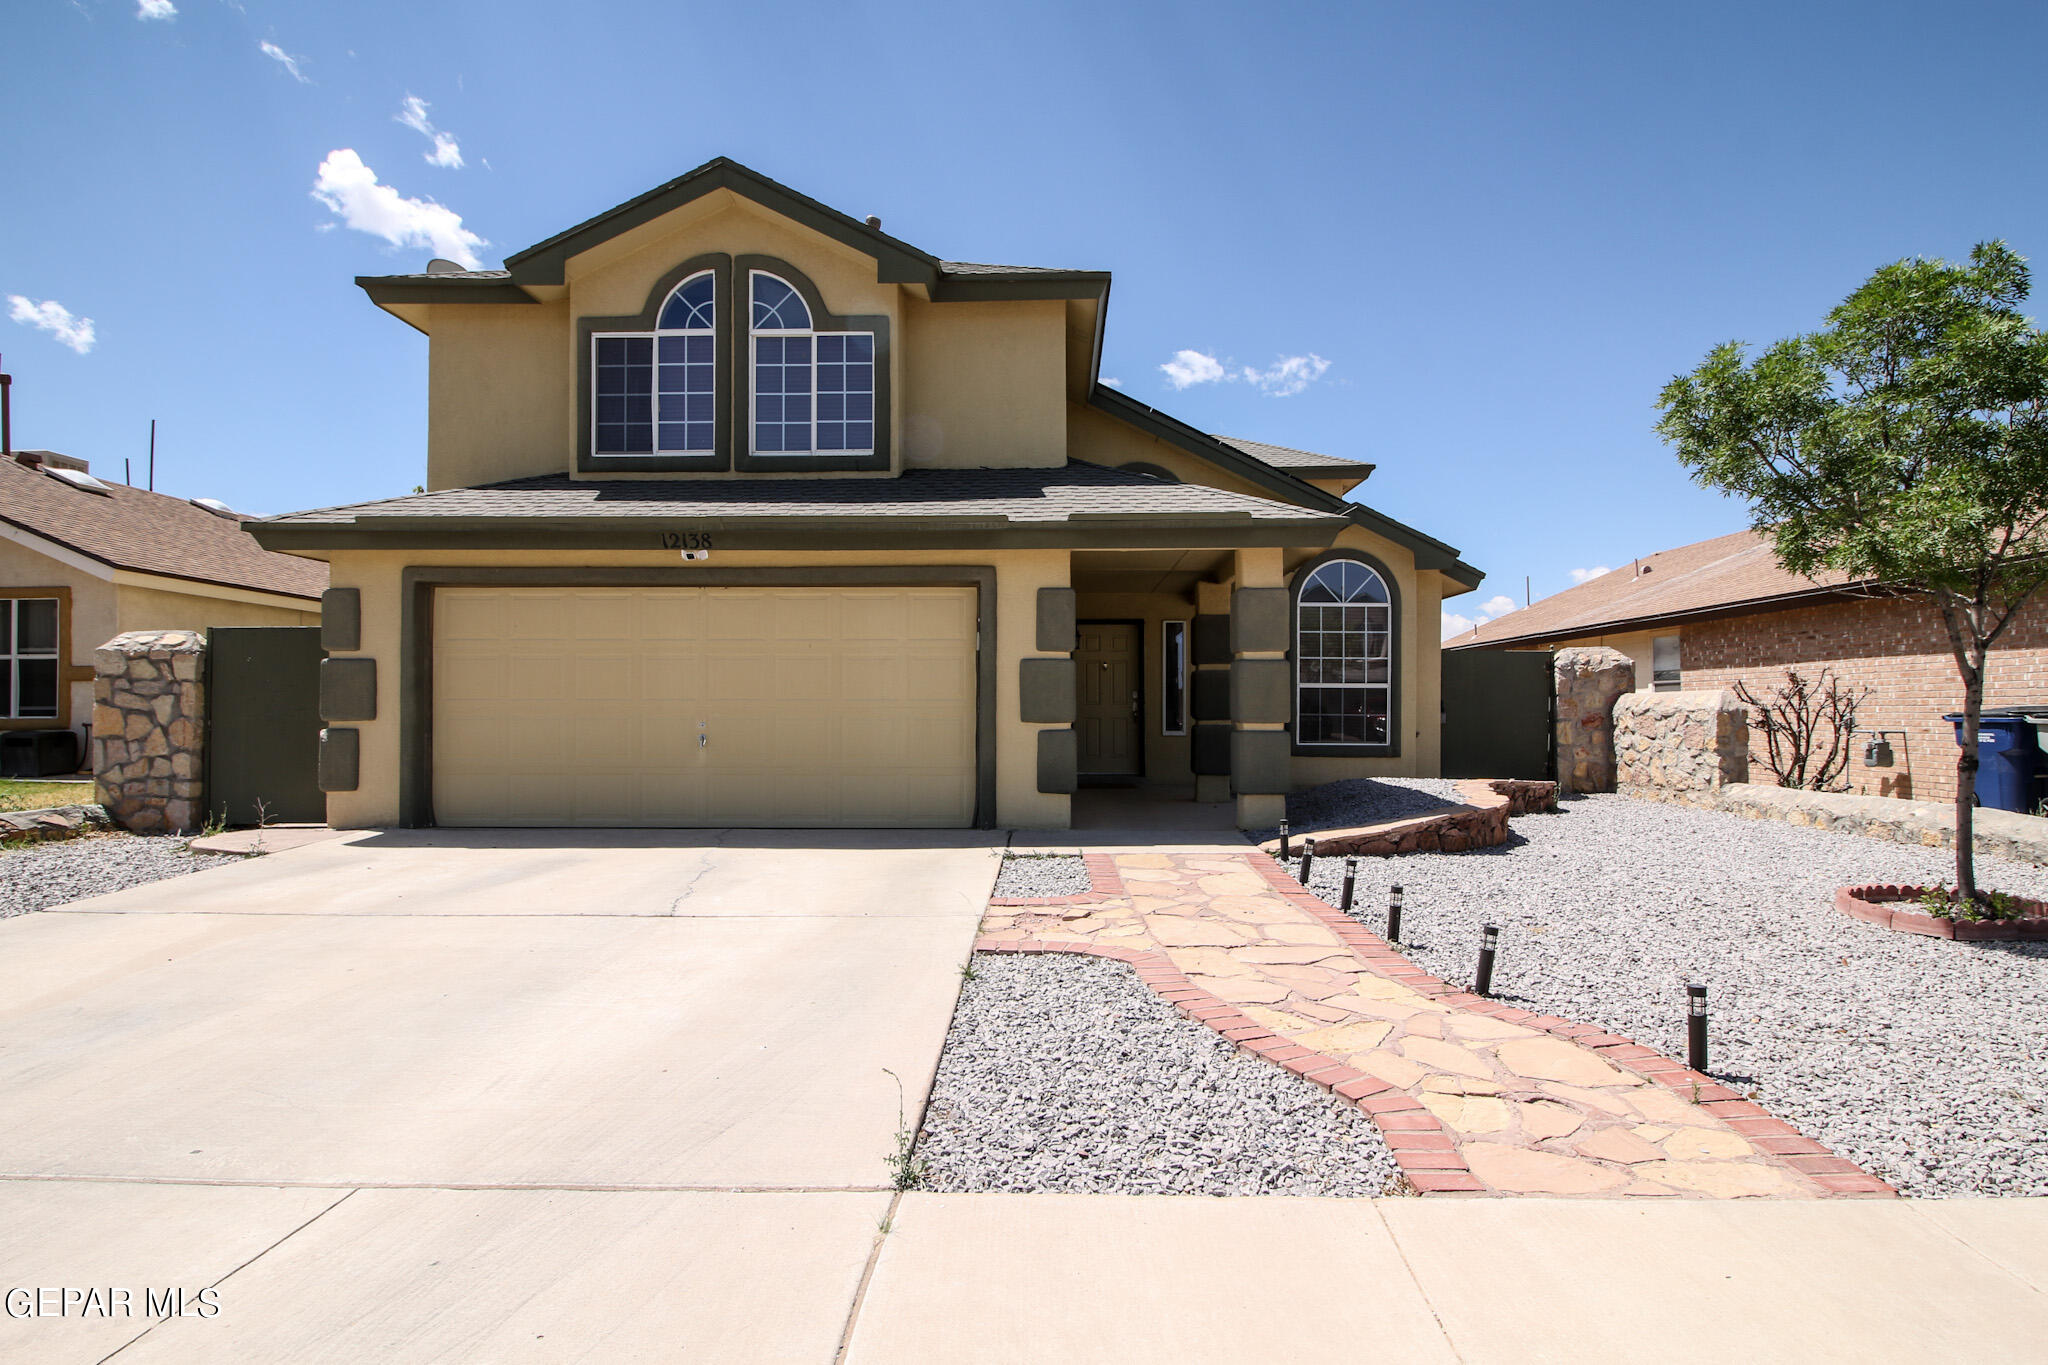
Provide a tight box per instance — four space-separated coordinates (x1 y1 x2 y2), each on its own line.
881 1068 928 1192
959 960 978 982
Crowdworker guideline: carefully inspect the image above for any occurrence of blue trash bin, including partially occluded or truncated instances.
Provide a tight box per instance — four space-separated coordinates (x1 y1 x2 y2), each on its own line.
1945 711 2042 812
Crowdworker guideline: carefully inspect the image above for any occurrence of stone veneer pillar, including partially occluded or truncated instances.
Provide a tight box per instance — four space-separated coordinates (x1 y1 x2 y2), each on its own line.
1613 689 1750 799
92 629 207 833
1553 646 1634 794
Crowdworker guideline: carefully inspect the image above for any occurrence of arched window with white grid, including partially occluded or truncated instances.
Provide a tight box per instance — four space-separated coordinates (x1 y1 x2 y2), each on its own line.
1294 556 1395 747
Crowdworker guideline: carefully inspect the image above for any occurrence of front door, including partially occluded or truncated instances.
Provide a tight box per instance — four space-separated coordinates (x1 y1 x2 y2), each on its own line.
1076 621 1141 777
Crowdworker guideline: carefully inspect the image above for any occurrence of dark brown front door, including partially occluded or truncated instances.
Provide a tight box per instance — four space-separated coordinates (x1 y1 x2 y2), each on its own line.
1076 622 1140 776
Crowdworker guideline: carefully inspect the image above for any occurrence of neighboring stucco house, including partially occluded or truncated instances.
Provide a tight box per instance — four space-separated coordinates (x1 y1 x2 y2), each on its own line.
0 449 326 764
1447 526 2048 802
251 159 1484 830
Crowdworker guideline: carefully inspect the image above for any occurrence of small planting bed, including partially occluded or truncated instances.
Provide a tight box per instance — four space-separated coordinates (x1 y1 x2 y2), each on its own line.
1837 885 2048 941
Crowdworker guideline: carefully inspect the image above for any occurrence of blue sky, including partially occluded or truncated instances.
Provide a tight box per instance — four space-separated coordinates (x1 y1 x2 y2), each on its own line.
6 1 2045 638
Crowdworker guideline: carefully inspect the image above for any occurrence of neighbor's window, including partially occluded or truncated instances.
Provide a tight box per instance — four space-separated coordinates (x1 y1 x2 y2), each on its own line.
592 271 717 455
1652 634 1681 691
1295 558 1392 746
2 598 59 720
751 271 874 454
1161 620 1188 735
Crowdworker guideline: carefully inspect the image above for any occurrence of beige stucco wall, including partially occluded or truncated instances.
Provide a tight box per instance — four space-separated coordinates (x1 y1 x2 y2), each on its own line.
1064 403 1275 497
1533 628 1661 691
901 298 1065 468
113 583 319 634
320 546 1071 830
427 300 573 490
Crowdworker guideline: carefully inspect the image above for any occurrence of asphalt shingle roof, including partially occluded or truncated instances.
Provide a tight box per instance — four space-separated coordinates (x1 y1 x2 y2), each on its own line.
1446 527 1857 648
1213 435 1370 473
264 462 1334 526
0 457 326 599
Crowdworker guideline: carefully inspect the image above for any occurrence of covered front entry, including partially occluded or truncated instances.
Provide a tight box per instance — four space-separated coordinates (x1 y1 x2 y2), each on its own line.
431 585 977 827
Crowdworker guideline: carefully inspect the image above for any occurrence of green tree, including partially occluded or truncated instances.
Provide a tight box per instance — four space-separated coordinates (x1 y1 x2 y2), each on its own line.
1656 242 2048 901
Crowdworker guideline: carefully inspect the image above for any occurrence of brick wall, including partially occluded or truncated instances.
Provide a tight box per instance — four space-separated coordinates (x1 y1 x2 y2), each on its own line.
1682 593 2048 803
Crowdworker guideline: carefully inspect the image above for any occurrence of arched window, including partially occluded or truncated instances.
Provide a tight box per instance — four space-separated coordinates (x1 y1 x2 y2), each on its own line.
751 270 874 455
1294 557 1394 746
593 270 715 454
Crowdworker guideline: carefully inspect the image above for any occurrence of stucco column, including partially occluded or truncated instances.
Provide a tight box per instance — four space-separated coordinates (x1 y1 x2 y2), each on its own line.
1190 579 1233 804
1231 547 1289 829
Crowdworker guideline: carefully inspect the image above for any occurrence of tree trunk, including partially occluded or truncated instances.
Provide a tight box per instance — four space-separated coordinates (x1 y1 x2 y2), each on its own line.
1955 665 1982 902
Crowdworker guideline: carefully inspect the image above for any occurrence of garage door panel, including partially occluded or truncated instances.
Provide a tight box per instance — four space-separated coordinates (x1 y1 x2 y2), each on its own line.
434 586 976 827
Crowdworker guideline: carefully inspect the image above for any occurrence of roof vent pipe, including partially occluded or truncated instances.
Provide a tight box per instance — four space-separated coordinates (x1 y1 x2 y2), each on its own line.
864 215 881 229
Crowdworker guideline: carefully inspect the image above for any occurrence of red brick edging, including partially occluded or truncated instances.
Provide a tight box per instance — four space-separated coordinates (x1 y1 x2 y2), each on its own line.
972 933 1481 1193
1837 884 2048 942
1241 853 1895 1197
988 853 1127 908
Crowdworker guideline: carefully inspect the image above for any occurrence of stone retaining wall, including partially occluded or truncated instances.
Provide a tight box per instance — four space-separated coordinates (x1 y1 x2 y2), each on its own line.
1615 689 1749 796
92 629 206 834
1708 782 2048 867
1258 779 1558 858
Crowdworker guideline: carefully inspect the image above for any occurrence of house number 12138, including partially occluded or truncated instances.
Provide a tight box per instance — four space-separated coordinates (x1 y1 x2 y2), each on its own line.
660 532 715 551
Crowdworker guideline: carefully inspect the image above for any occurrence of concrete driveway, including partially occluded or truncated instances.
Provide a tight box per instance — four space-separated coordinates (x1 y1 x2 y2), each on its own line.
0 829 998 1362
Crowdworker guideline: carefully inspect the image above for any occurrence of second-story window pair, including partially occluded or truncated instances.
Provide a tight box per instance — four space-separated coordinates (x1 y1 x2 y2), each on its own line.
593 270 875 457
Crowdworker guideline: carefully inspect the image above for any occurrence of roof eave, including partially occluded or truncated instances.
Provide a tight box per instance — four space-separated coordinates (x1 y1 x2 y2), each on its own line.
1445 580 1880 650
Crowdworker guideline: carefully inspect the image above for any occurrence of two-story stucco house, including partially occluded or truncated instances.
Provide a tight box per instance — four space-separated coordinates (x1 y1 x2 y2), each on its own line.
251 159 1483 831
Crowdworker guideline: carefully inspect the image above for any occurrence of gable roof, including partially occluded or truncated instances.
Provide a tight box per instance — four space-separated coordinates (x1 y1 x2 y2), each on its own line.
0 457 326 600
250 463 1352 554
1446 527 1861 649
1214 435 1374 480
358 159 1112 305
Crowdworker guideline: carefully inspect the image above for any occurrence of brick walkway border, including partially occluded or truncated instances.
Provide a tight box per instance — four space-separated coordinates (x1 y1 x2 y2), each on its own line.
976 851 1895 1198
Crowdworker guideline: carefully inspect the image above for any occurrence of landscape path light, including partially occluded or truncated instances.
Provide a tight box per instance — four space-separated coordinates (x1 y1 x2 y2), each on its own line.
1386 884 1404 944
1475 923 1501 996
1688 983 1709 1072
1340 857 1358 912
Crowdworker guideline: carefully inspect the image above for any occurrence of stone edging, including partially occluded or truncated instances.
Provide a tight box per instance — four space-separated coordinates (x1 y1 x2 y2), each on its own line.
1836 884 2048 942
970 934 1478 1194
1242 852 1896 1198
988 852 1127 908
1255 779 1558 859
0 803 110 843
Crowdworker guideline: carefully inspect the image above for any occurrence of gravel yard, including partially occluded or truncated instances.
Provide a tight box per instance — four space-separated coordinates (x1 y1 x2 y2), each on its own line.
1285 787 2048 1198
916 953 1400 1196
993 851 1092 898
1255 776 1465 843
0 833 241 919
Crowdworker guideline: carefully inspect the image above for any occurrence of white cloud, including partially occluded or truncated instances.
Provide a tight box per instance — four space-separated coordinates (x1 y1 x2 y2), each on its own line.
8 296 96 354
395 95 465 169
1241 353 1331 397
310 149 486 268
1159 348 1332 397
1567 566 1612 585
136 0 175 19
1160 349 1226 389
1441 590 1521 640
259 41 308 82
1100 377 1123 388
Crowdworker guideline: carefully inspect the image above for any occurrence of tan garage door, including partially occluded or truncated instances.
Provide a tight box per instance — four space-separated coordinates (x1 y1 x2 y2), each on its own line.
432 586 977 827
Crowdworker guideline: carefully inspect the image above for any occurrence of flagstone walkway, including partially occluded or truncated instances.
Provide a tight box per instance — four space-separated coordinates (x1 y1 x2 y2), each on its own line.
981 852 1893 1199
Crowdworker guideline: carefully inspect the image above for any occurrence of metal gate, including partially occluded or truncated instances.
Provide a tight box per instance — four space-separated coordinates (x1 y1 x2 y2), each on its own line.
1441 649 1554 780
204 627 324 826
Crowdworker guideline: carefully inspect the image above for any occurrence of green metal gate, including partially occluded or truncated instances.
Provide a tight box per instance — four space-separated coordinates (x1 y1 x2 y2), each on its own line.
1441 649 1554 781
203 627 324 826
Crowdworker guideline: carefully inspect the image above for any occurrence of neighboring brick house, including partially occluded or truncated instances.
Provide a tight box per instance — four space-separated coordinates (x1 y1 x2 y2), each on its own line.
0 449 326 764
1446 527 2048 803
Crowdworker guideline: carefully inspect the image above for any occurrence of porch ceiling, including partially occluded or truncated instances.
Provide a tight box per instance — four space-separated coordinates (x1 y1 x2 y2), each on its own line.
1070 549 1232 597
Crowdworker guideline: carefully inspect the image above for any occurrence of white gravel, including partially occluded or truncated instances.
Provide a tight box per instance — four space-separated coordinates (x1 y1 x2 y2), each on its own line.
0 834 241 919
993 852 1092 898
916 953 1401 1196
1285 787 2048 1198
1256 776 1465 843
